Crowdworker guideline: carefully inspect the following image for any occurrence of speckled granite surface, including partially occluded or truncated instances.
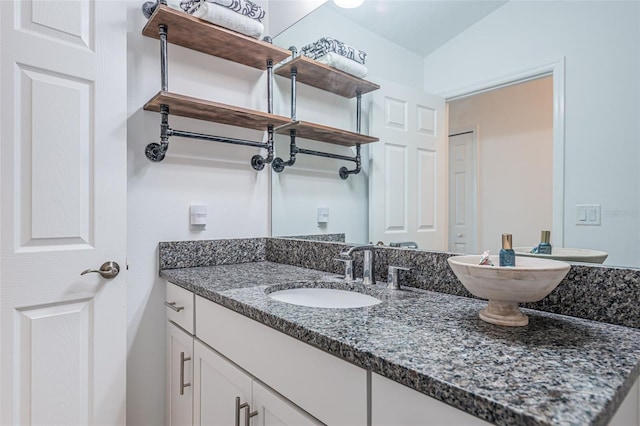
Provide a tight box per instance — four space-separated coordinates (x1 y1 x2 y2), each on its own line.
280 233 346 242
161 261 640 426
158 238 266 269
265 238 640 330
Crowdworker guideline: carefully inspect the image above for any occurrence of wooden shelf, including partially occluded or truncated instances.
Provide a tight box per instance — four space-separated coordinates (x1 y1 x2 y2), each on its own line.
275 56 380 98
275 121 378 147
144 91 291 130
142 5 291 70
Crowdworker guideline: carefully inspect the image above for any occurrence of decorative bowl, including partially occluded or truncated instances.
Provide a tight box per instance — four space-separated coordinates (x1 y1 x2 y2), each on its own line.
447 255 571 326
513 247 608 264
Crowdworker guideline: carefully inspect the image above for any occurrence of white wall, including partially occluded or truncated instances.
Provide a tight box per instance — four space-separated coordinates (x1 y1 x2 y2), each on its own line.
271 4 425 243
449 77 553 253
266 0 328 37
126 4 272 424
423 1 640 266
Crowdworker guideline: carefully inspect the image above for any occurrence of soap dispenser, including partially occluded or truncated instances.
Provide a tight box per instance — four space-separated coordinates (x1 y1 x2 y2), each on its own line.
537 230 552 255
499 234 516 267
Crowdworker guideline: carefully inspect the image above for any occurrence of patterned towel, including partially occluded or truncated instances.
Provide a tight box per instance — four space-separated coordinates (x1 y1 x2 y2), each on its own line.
209 0 265 22
301 37 367 65
316 52 368 78
143 0 265 22
184 0 264 39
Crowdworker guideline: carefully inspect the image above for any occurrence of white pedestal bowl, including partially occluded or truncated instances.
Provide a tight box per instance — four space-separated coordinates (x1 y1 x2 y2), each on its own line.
447 255 571 327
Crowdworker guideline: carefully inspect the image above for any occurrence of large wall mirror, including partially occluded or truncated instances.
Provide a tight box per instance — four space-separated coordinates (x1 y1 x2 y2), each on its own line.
269 0 640 268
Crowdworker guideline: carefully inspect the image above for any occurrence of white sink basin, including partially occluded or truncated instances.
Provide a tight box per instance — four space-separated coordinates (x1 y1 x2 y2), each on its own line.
268 287 382 309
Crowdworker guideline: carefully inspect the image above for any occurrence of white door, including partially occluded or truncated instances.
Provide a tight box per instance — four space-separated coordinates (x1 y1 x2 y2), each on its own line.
193 340 253 426
370 81 447 250
0 1 127 425
448 131 477 254
167 322 194 426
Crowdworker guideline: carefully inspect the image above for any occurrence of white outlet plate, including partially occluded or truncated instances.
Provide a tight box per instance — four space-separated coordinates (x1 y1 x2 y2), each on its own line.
575 204 601 226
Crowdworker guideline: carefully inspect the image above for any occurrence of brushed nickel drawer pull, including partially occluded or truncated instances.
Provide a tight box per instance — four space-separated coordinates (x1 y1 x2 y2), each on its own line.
164 301 184 312
179 352 191 395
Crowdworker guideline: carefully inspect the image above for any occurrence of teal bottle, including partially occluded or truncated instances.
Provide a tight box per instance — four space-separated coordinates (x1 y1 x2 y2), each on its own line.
499 233 516 267
537 230 552 255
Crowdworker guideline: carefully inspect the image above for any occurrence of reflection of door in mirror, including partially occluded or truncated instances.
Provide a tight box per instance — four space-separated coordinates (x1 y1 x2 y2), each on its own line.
369 81 446 251
448 77 553 255
448 131 477 254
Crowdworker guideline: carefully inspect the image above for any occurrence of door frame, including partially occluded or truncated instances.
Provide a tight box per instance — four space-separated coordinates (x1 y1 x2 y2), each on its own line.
442 57 565 247
447 127 478 253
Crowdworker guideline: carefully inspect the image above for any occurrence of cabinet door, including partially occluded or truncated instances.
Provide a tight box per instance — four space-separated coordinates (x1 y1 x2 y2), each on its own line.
252 381 323 426
167 322 194 426
193 340 253 426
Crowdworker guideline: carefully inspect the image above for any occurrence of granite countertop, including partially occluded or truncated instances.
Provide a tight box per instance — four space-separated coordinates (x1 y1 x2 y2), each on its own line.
161 261 640 426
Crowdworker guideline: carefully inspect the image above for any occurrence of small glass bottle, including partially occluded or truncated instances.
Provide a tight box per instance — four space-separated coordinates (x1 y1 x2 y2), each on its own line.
499 233 516 267
537 230 552 255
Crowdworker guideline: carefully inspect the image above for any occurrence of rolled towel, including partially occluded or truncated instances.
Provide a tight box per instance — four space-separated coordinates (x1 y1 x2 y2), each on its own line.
315 52 368 78
301 37 367 65
184 0 264 39
208 0 265 22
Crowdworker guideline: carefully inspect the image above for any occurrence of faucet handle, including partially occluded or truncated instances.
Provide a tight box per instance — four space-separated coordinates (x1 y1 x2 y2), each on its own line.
334 258 355 281
387 265 411 290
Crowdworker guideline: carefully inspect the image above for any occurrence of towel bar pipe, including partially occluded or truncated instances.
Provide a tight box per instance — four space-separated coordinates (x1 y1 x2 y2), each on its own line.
145 104 273 164
297 148 358 163
170 129 269 149
273 129 361 179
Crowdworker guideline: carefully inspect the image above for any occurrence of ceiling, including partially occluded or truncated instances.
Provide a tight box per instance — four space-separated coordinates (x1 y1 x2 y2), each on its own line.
327 0 507 57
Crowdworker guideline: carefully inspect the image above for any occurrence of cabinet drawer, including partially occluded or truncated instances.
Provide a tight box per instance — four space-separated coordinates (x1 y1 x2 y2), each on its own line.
371 373 490 426
166 282 195 334
196 296 367 426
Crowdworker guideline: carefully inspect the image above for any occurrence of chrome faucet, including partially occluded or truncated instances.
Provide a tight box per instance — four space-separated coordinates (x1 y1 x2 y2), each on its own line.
336 244 377 285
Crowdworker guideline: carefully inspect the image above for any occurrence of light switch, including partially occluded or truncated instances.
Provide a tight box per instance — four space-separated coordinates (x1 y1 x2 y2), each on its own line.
576 204 601 226
579 209 587 221
317 207 329 224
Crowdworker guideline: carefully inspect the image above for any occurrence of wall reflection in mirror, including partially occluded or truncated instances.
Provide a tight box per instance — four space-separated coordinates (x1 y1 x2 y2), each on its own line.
270 0 640 268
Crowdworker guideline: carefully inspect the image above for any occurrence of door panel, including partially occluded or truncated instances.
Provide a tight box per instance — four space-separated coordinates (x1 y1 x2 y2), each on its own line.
0 1 126 424
370 82 446 249
18 300 92 425
448 132 477 254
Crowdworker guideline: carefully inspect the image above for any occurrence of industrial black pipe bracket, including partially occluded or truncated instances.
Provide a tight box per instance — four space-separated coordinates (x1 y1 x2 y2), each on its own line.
144 19 278 171
272 129 361 179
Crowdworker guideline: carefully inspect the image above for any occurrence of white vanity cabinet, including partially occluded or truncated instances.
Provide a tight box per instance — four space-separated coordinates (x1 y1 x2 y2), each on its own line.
195 295 368 425
166 321 194 426
192 340 321 426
